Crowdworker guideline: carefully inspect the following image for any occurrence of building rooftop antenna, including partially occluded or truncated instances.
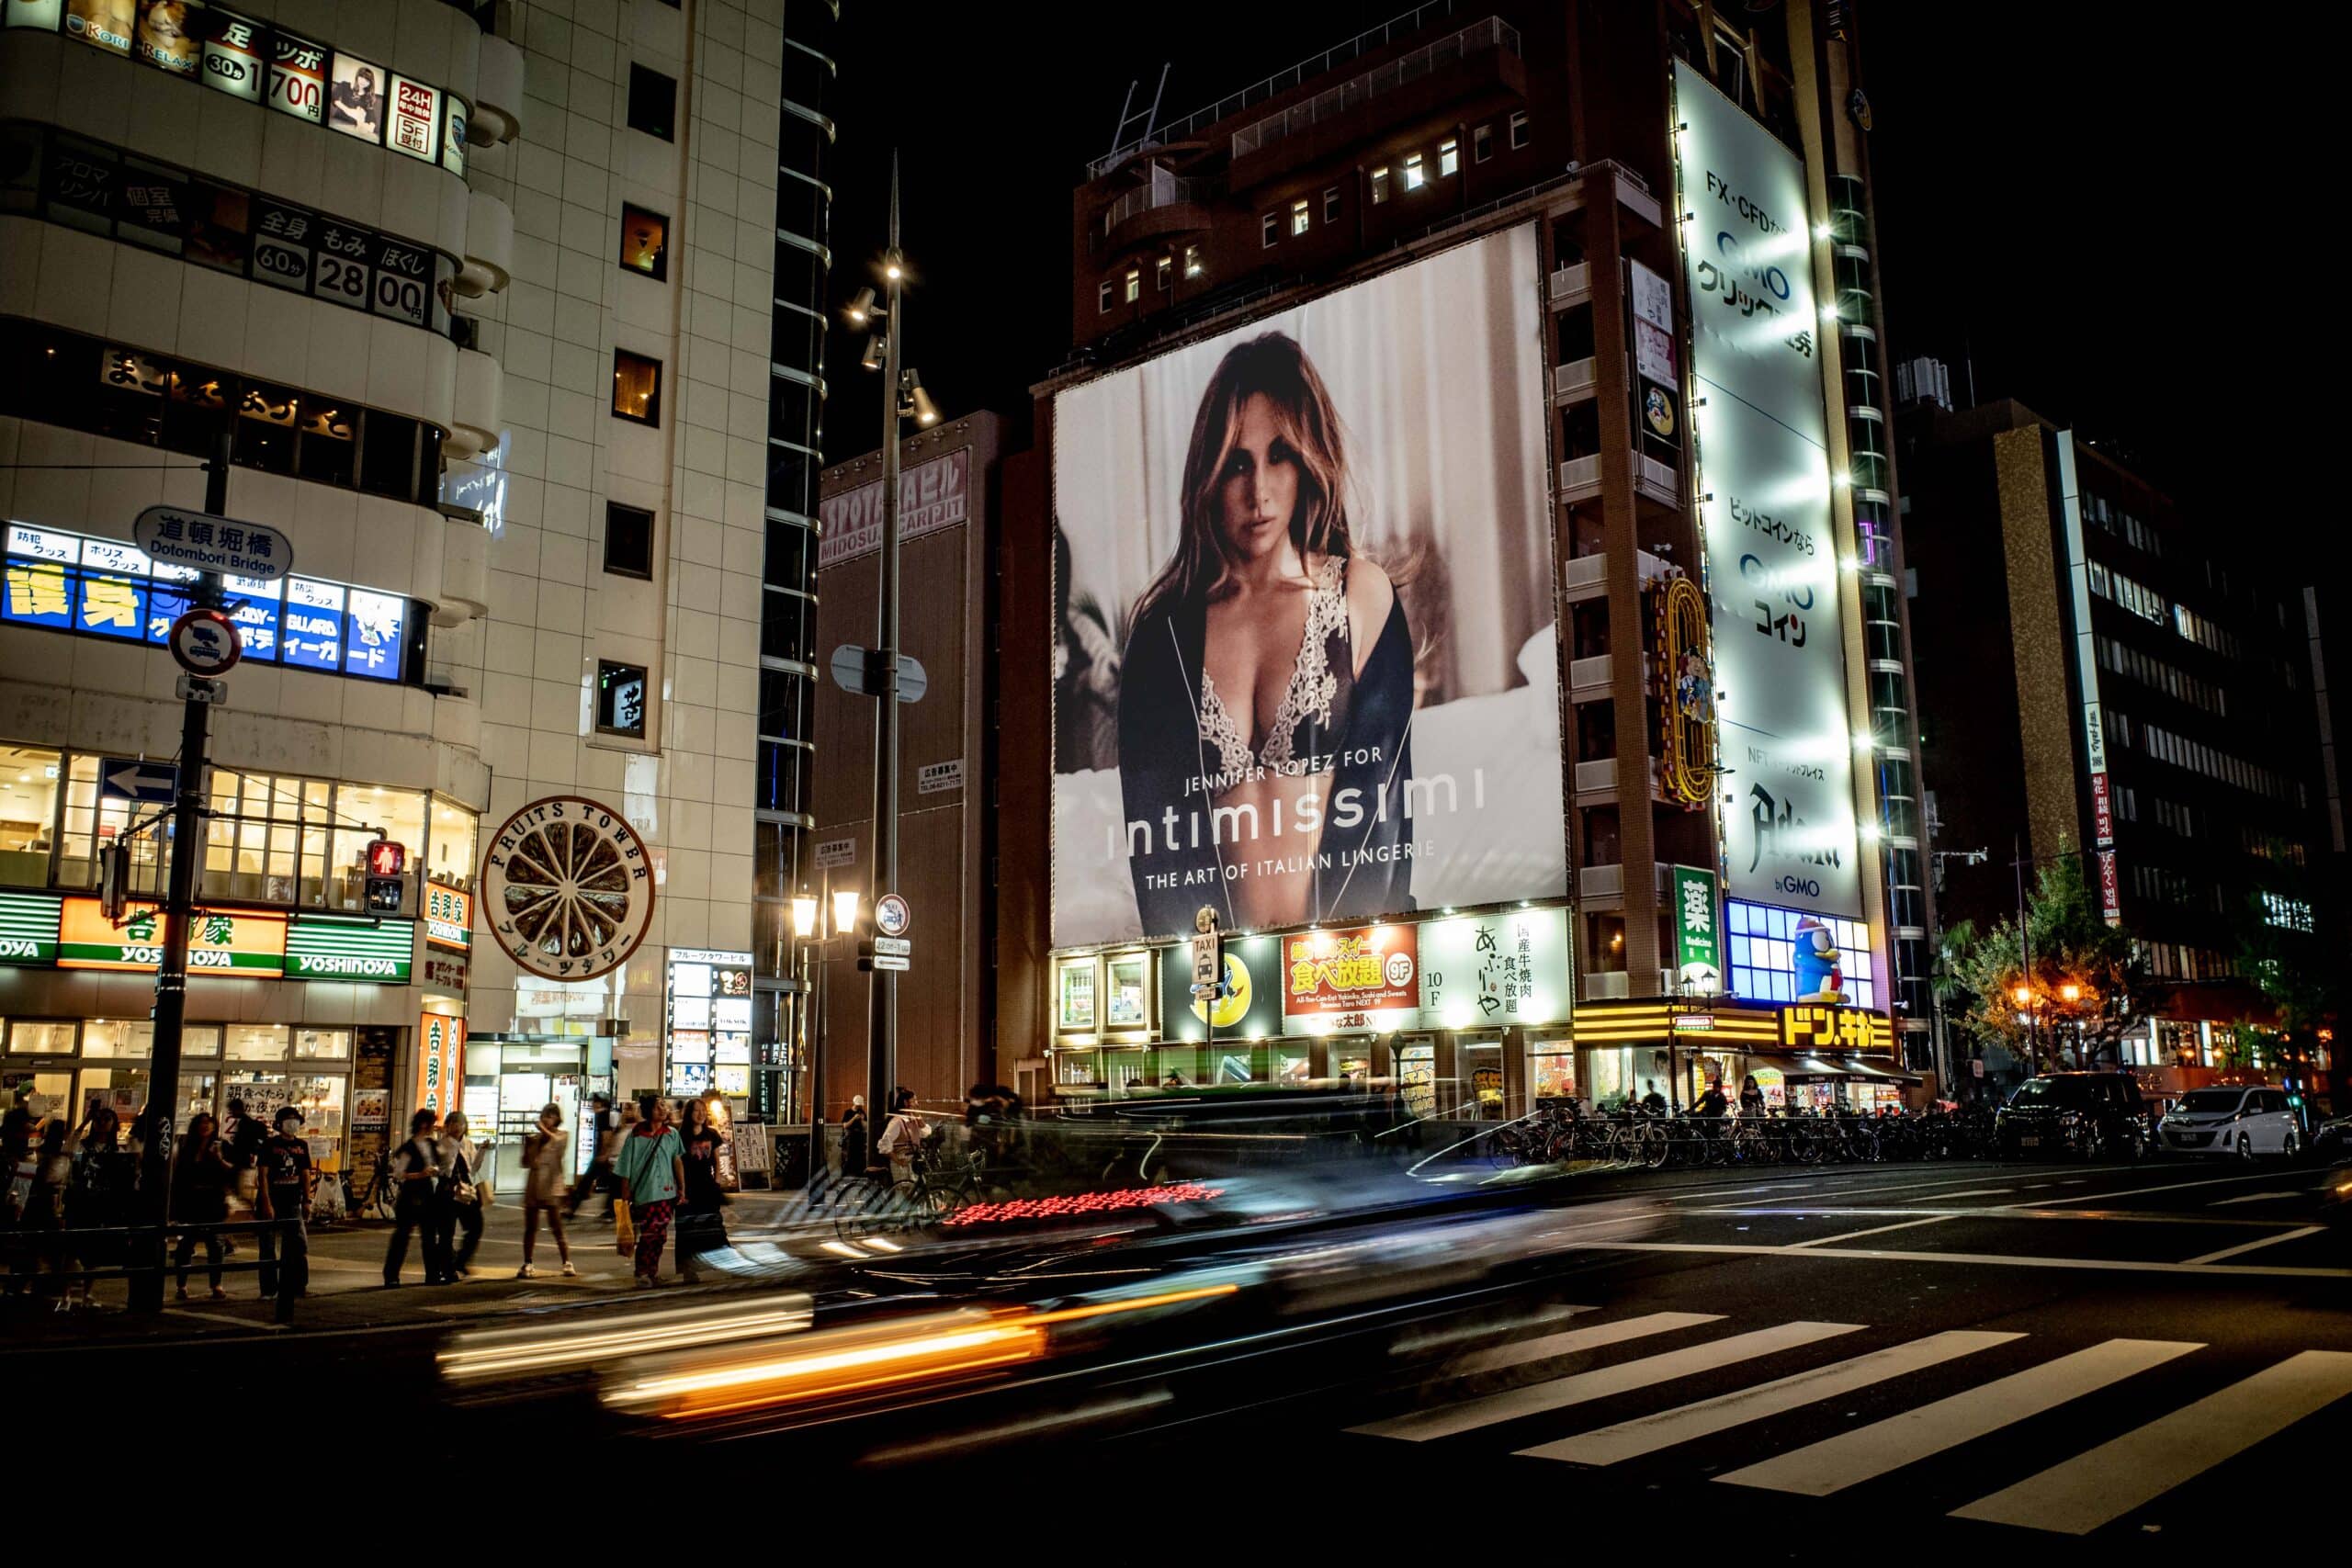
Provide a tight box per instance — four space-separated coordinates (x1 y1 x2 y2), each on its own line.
1105 62 1172 170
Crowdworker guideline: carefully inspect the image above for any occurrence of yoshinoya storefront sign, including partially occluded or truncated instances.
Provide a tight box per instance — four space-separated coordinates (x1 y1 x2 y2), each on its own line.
18 895 416 982
58 900 286 975
284 916 413 982
424 883 471 952
1674 60 1863 921
817 446 969 569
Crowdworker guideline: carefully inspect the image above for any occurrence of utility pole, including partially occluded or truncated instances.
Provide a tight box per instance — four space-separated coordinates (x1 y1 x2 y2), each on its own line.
865 157 905 1122
2014 833 2035 1074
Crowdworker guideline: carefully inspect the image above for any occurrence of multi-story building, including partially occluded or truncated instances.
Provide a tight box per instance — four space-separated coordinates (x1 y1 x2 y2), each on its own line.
996 1 1937 1114
0 0 786 1191
1898 388 2335 1096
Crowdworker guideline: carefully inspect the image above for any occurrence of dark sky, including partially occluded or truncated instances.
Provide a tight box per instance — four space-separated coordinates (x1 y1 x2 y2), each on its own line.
820 3 2258 511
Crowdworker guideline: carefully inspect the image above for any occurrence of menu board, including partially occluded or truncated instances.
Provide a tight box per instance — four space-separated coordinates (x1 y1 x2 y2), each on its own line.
669 949 753 1099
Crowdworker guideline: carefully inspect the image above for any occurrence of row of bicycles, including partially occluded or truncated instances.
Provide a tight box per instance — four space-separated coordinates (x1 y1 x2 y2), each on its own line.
1489 1100 1999 1171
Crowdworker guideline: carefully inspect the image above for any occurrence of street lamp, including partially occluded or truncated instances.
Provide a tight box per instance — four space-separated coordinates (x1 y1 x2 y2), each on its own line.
791 886 862 1192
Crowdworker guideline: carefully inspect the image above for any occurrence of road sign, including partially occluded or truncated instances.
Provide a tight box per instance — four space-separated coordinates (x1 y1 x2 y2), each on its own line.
132 505 294 581
175 674 226 705
861 953 910 973
167 607 241 675
99 758 177 805
875 892 911 938
870 935 911 957
828 644 928 703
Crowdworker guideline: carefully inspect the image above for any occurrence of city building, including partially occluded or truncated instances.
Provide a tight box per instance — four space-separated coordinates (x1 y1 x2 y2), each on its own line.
1898 389 2335 1098
996 0 1937 1115
1 0 788 1191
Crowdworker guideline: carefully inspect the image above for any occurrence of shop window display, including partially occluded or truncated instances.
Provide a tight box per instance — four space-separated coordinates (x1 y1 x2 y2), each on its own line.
0 744 62 887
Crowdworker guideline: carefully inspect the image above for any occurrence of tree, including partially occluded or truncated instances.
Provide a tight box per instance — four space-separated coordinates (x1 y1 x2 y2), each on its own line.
1949 847 2154 1072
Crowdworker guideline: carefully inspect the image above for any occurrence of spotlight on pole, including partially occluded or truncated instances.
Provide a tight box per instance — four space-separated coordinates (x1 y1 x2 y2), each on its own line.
845 287 876 326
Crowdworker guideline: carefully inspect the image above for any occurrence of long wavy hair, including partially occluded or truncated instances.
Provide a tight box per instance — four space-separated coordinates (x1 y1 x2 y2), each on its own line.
1134 333 1356 626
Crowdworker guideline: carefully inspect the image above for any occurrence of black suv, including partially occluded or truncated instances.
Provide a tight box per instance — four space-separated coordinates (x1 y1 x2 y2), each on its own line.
1994 1072 2149 1161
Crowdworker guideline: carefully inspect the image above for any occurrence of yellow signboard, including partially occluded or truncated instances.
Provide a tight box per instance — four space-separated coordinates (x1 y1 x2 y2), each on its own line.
56 898 286 976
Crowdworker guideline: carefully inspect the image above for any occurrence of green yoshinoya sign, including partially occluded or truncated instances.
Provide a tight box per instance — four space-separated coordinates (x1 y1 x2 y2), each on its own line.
0 889 62 964
284 916 414 983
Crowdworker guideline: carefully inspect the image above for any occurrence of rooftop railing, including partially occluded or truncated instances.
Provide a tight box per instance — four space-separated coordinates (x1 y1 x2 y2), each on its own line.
1229 17 1521 162
1101 166 1226 235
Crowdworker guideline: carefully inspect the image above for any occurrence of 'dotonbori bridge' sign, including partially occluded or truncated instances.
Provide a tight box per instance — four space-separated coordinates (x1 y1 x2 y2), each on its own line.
480 796 656 980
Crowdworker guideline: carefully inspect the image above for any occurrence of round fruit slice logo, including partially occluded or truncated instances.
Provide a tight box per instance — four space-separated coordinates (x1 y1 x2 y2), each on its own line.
480 795 655 980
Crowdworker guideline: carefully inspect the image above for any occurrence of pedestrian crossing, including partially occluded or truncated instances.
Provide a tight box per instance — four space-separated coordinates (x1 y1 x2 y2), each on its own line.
1344 1305 2352 1535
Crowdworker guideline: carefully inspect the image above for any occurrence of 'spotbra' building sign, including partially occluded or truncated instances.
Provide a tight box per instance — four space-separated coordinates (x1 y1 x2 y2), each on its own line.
817 446 970 570
480 795 656 981
1673 60 1864 920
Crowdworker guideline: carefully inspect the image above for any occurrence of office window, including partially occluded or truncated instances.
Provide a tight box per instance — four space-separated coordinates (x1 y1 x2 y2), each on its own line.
618 204 669 279
1474 123 1493 163
1124 268 1140 302
1182 243 1202 278
1440 138 1459 176
1261 210 1280 247
1322 186 1340 223
596 661 649 739
1156 255 1171 291
611 350 662 425
1290 197 1310 236
627 63 676 141
1510 110 1530 150
1098 279 1114 313
1403 152 1425 191
605 503 654 580
1370 166 1390 204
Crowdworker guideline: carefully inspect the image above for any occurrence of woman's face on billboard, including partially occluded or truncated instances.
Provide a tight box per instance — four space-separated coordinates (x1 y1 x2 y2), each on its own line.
1216 393 1300 561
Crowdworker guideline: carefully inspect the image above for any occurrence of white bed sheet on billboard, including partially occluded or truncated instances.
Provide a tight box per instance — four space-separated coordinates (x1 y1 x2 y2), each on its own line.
818 446 968 570
1674 61 1862 920
1050 224 1566 948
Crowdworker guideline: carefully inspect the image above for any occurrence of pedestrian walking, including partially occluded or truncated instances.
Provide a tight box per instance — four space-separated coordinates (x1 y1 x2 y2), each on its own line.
19 1120 74 1305
254 1106 310 1323
438 1111 488 1280
516 1103 574 1279
838 1095 867 1179
613 1096 684 1287
876 1087 931 1181
170 1112 232 1301
381 1110 447 1287
220 1096 266 1257
675 1097 728 1284
67 1105 132 1308
565 1094 618 1221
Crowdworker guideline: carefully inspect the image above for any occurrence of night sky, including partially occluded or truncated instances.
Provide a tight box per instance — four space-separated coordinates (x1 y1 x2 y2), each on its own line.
819 3 2248 513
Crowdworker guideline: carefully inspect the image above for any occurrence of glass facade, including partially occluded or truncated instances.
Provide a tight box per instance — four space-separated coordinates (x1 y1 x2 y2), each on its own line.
1724 899 1879 1010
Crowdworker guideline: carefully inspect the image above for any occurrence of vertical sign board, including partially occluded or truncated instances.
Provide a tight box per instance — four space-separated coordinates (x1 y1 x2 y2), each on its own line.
1674 62 1864 922
2055 431 2123 927
416 1012 464 1117
1672 864 1723 993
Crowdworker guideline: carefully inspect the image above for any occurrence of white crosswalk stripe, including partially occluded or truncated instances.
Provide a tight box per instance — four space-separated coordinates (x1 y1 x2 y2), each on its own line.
1714 1337 2201 1495
1950 1349 2352 1535
1348 1317 1851 1442
1517 1329 2019 1466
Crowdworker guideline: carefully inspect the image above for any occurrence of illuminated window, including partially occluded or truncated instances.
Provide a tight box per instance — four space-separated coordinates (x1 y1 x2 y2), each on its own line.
618 204 669 280
1322 186 1340 223
1261 210 1279 247
1290 198 1309 235
1403 152 1425 191
611 349 662 426
0 744 61 889
1474 123 1493 163
1439 138 1459 176
1121 268 1138 303
1370 166 1390 204
596 660 649 739
1098 279 1114 313
1510 110 1530 150
1182 243 1202 278
1155 255 1171 291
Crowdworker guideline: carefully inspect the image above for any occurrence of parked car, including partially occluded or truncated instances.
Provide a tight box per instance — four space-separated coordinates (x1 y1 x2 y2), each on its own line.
1994 1072 2149 1161
2312 1111 2352 1163
2156 1086 2301 1160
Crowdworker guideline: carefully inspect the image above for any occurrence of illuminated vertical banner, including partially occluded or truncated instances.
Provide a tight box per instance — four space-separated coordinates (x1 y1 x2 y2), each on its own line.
387 76 440 163
1672 61 1863 920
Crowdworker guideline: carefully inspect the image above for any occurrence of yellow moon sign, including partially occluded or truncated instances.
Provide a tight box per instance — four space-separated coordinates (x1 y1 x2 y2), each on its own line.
1190 951 1252 1029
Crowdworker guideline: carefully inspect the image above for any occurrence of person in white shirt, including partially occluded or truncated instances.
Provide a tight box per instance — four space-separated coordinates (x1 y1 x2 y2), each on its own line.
516 1102 575 1278
876 1087 931 1180
436 1111 487 1280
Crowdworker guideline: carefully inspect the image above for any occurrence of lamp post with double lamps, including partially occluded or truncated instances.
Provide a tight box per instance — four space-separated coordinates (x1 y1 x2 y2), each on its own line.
792 886 863 1191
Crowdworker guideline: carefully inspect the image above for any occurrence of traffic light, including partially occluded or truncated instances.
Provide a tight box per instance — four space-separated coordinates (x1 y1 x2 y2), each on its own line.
365 838 405 913
98 842 130 921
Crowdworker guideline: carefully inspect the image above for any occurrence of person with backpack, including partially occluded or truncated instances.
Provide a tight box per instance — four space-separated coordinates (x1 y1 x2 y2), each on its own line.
436 1111 488 1281
613 1096 684 1287
254 1106 311 1323
381 1110 447 1287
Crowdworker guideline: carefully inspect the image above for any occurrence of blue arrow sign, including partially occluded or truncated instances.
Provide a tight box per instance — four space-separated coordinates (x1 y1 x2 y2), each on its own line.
99 758 178 805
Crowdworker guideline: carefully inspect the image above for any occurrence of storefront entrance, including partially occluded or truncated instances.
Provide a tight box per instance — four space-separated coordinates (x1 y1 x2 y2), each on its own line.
461 1033 611 1195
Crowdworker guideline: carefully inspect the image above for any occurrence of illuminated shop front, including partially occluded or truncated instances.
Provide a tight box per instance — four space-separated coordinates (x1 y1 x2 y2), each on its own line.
1046 907 1574 1121
1570 998 1913 1112
666 948 755 1103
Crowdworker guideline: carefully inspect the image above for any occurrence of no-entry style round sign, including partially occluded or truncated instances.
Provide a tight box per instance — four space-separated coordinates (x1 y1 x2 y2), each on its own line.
479 795 657 981
168 608 241 676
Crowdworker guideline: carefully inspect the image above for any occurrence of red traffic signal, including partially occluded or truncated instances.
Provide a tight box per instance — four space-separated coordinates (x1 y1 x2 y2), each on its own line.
366 838 406 877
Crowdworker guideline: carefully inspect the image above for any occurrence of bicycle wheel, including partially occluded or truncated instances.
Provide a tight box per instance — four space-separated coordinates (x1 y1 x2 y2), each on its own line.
1640 1122 1670 1170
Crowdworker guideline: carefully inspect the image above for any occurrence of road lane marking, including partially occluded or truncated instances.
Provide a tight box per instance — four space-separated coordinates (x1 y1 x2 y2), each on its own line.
1349 1315 1826 1441
1520 1330 2021 1466
1716 1338 2201 1495
1574 1241 2352 1279
2180 1225 2325 1266
2010 1169 2308 1207
2207 1191 2303 1207
1690 1204 2301 1229
1429 1311 1611 1375
1950 1350 2352 1535
1904 1189 2012 1201
1785 1216 1955 1249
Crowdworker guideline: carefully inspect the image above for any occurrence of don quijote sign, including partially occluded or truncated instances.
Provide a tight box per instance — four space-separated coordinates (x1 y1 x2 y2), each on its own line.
819 447 969 569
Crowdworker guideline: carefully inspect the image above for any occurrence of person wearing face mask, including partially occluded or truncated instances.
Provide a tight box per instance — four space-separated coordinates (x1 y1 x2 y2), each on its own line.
254 1106 311 1323
516 1102 575 1279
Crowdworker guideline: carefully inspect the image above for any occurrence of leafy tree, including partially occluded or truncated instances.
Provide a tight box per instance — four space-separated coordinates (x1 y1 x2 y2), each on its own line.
1948 847 2153 1071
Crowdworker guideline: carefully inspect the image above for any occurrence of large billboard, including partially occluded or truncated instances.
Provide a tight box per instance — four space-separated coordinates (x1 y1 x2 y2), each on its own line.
1674 62 1863 919
1052 226 1565 947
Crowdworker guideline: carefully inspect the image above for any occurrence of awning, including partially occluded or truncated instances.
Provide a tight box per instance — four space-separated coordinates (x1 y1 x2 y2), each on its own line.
1732 1053 1850 1077
1843 1056 1923 1084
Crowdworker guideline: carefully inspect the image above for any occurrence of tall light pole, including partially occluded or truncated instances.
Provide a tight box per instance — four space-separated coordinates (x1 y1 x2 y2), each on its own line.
791 885 862 1190
844 155 938 1122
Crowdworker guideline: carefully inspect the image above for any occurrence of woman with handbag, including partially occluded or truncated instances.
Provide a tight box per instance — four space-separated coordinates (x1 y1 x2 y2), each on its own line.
436 1111 488 1281
613 1096 684 1287
381 1110 446 1286
675 1098 728 1284
516 1102 575 1279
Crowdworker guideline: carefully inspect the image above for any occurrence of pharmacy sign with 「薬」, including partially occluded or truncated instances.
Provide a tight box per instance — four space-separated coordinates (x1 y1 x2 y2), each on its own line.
1673 865 1723 993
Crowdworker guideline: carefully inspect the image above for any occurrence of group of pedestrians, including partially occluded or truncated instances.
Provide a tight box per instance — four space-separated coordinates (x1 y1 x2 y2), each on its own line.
380 1105 511 1287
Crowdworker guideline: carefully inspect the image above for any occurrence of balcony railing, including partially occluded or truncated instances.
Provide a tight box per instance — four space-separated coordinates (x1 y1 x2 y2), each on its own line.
1229 16 1522 161
1101 167 1224 236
